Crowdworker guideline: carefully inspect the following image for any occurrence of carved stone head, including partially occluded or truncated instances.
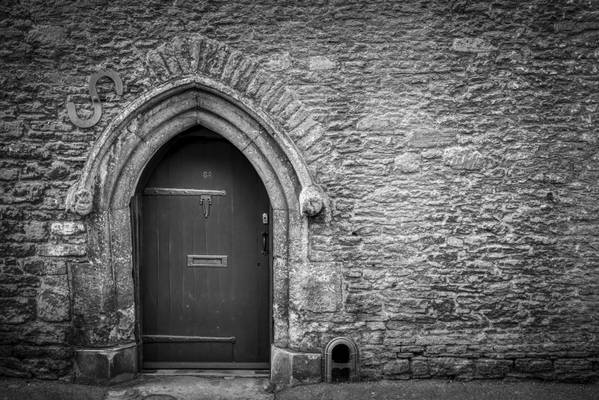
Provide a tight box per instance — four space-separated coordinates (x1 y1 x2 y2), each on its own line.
299 185 325 217
68 188 93 216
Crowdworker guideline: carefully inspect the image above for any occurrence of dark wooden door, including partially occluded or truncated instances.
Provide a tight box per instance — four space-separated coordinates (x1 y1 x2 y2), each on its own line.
137 130 270 369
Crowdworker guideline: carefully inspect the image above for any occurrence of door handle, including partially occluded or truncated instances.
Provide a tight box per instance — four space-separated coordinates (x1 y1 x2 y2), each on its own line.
262 232 269 255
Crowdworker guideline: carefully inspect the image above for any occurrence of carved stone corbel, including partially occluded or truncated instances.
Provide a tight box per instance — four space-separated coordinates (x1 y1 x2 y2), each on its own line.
65 186 93 216
299 185 326 217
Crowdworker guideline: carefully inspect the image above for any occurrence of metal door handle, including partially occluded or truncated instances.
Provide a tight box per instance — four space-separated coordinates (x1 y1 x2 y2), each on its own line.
262 232 269 255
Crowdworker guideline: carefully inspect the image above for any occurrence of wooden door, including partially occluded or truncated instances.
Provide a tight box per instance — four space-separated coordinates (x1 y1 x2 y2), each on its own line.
137 130 270 369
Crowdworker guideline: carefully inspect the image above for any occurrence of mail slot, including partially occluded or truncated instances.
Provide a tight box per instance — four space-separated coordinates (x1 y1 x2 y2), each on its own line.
187 255 228 268
323 337 359 383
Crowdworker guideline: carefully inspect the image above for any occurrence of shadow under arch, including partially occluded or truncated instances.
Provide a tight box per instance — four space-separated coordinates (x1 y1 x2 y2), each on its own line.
67 76 326 382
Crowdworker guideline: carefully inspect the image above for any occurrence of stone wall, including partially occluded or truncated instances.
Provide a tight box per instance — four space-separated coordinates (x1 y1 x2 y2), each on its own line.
1 0 598 382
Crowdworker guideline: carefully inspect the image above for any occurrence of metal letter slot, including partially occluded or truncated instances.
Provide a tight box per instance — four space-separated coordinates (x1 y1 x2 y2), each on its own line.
187 255 228 268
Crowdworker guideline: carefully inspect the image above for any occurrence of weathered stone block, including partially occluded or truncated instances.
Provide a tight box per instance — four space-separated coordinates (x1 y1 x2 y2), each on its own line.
26 24 66 45
0 298 36 324
0 357 33 378
429 357 474 378
21 322 70 345
442 147 486 171
452 37 496 53
554 359 596 382
50 221 85 236
271 346 321 389
23 258 67 275
39 244 86 257
554 359 592 373
0 168 19 180
46 161 71 180
263 52 292 71
271 345 292 389
37 287 70 322
74 343 137 384
514 358 553 373
292 352 322 383
309 56 336 70
356 115 398 131
394 153 420 173
411 358 430 377
345 292 382 314
291 262 341 313
475 359 512 378
383 359 410 376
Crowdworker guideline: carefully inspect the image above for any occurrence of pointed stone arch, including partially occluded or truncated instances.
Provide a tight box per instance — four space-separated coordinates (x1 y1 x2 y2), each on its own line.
67 36 327 385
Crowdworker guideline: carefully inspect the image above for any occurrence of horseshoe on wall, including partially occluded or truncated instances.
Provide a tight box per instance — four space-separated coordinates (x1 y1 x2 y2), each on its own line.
66 69 123 128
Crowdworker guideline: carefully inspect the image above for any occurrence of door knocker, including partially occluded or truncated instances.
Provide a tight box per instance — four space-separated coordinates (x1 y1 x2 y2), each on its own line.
200 195 212 218
66 69 123 128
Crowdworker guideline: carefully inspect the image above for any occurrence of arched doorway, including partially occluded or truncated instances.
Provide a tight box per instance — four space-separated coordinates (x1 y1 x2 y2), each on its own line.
134 127 271 369
67 76 327 384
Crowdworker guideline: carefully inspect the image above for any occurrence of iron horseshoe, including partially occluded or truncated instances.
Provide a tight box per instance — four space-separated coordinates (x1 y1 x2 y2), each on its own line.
66 69 123 128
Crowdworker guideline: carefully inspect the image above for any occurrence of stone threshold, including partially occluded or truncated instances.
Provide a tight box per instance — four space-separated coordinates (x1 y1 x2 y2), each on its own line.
141 369 270 378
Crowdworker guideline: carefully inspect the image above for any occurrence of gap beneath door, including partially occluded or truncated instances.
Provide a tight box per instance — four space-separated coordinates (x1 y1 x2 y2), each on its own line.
142 369 270 378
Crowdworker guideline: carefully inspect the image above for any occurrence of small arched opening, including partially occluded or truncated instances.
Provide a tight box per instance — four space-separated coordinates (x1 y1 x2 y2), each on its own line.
324 337 360 383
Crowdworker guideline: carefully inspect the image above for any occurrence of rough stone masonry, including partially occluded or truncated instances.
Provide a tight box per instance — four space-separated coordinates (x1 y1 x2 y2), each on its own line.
1 0 598 384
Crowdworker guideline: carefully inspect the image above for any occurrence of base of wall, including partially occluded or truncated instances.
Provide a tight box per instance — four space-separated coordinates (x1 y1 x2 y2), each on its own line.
271 345 322 389
73 343 320 387
74 343 137 384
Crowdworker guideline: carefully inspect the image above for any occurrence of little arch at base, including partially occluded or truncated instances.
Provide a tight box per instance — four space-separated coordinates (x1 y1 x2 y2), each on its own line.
66 77 327 385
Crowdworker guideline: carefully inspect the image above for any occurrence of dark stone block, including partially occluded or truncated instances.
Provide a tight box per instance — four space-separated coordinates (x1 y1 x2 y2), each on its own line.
0 357 33 378
37 289 70 322
0 297 36 324
429 357 474 378
75 351 109 383
411 358 430 377
292 351 321 383
514 358 553 373
475 359 513 378
383 359 410 376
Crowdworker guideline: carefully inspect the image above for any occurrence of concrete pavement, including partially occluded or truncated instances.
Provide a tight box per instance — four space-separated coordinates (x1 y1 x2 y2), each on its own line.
277 380 599 400
1 376 598 400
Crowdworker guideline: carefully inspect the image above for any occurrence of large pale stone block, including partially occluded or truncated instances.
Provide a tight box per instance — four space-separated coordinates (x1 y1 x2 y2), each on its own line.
74 343 137 384
271 346 321 389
